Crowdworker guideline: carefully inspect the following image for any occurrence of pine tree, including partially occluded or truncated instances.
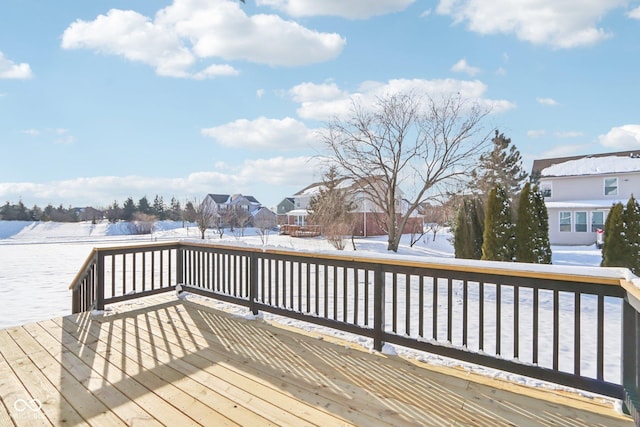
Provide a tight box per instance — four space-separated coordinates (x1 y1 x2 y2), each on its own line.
514 183 535 262
122 197 136 221
531 186 552 263
622 195 640 274
482 185 514 261
453 197 484 259
308 166 356 249
138 196 151 215
469 130 528 201
514 183 551 263
601 202 625 268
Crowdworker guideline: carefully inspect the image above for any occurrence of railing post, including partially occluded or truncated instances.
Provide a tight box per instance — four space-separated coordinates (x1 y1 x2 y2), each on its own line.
249 253 259 315
176 245 184 286
622 297 640 424
96 251 105 311
373 265 385 352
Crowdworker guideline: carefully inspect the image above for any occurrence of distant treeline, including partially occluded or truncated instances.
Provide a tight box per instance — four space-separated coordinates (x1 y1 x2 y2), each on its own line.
0 195 198 223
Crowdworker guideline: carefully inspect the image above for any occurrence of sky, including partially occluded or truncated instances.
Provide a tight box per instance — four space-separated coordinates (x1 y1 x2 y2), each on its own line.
1 0 639 210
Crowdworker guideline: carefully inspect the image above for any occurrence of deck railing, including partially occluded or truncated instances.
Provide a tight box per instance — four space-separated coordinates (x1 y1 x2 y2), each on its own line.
69 241 640 424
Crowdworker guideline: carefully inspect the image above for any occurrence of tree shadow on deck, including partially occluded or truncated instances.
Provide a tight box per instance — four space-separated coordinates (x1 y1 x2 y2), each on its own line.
56 296 628 426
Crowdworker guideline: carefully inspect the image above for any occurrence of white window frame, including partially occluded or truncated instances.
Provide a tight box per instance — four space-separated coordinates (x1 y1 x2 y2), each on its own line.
591 211 605 232
559 211 572 232
575 211 587 232
604 177 618 196
539 181 552 198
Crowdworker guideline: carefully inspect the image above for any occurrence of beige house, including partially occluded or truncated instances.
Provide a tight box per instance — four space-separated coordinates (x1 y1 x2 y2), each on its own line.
532 150 640 246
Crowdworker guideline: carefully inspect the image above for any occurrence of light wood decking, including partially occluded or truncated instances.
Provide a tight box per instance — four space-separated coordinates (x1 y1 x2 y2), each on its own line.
0 293 633 426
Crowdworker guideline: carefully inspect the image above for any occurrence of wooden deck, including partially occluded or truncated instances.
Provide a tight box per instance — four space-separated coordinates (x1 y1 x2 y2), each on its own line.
0 294 633 426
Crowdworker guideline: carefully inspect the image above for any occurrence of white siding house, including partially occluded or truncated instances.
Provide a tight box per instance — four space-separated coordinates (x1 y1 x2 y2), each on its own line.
532 151 640 245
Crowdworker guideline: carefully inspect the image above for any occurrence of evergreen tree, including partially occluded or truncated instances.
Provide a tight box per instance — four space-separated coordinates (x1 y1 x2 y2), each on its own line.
168 197 182 221
183 201 197 223
515 183 551 263
481 185 514 261
601 202 625 268
153 195 166 220
138 196 151 215
308 166 356 249
531 187 552 263
469 130 528 201
106 201 121 223
453 196 484 259
122 197 136 221
622 195 640 274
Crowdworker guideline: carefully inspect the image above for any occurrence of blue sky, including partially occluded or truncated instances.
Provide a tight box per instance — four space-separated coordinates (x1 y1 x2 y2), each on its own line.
1 0 639 210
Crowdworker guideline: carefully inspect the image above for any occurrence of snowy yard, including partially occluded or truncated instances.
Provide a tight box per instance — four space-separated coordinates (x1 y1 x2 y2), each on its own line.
1 220 629 398
0 220 606 330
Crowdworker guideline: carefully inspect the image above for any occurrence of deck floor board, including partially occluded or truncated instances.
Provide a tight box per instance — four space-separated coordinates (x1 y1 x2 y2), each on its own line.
0 293 634 426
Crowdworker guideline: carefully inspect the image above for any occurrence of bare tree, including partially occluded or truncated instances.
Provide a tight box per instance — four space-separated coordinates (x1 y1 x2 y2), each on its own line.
195 201 217 239
321 92 493 252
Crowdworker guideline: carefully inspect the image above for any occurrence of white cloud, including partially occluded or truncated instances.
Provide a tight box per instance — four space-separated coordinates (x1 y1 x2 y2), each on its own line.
201 117 319 150
536 97 559 106
61 0 345 78
554 131 583 138
290 78 515 121
629 6 640 19
0 156 322 207
451 59 480 76
527 130 546 138
257 0 414 19
19 128 76 144
238 156 322 185
599 124 640 149
0 52 33 79
436 0 626 48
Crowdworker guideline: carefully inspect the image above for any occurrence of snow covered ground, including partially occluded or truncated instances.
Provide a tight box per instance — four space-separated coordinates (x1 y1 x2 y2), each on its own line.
0 219 605 331
0 220 625 404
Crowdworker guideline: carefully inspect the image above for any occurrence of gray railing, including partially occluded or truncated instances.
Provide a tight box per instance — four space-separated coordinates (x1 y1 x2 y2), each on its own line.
69 241 640 424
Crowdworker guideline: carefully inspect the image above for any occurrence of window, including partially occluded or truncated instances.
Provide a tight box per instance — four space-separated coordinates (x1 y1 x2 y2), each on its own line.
591 211 605 232
575 211 587 232
294 215 306 226
560 211 572 232
539 181 552 198
604 177 618 196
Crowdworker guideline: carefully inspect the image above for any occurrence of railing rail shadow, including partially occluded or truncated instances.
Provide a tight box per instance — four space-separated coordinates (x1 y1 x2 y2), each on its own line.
69 241 640 425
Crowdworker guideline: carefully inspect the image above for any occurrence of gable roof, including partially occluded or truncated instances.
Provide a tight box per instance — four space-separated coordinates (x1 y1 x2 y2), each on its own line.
532 150 640 178
207 194 230 204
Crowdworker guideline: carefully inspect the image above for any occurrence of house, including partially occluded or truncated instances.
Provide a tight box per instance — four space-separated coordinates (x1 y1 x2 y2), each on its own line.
531 150 640 245
201 193 273 228
283 177 423 237
275 197 295 225
252 206 278 230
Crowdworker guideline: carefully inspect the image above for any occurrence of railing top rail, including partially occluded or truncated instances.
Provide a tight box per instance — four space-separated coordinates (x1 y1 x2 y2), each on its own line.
69 240 640 301
182 241 631 283
68 248 98 290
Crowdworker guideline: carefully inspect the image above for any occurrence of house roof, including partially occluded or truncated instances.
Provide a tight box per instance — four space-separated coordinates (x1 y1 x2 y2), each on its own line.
532 150 640 178
208 193 261 205
293 176 385 197
207 194 230 204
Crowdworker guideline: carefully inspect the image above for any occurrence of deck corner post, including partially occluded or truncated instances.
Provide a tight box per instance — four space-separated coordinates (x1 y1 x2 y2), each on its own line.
373 265 385 352
96 251 105 311
622 297 640 424
249 253 259 315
